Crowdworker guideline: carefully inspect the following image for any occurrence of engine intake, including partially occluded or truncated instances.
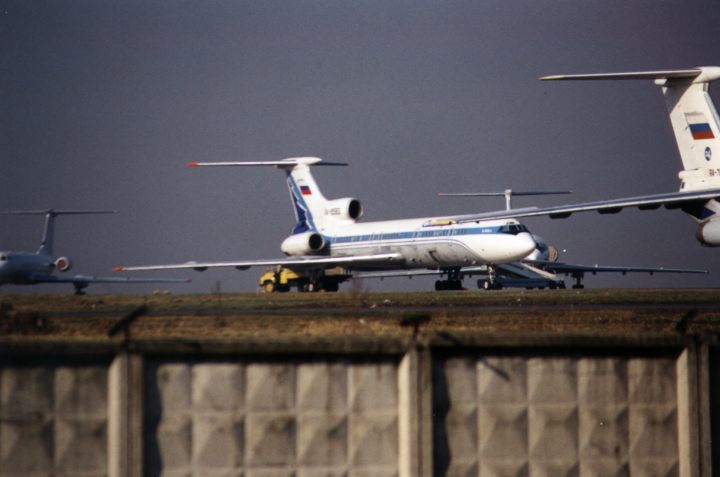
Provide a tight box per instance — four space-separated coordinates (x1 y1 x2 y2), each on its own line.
54 256 72 272
281 231 326 256
696 219 720 247
324 198 363 223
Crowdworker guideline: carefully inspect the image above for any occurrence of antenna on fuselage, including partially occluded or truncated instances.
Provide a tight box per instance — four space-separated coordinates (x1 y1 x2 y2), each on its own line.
437 190 572 211
0 209 116 256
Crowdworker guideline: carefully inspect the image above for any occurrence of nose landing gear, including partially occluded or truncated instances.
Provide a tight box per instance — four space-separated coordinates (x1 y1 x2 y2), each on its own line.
477 265 502 290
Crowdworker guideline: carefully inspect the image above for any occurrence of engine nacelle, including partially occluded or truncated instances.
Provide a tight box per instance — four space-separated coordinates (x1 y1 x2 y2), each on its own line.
696 219 720 247
281 231 326 256
323 198 363 223
54 256 72 272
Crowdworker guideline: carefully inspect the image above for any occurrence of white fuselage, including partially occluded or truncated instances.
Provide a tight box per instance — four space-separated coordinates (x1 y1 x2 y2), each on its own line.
317 217 536 269
0 251 53 284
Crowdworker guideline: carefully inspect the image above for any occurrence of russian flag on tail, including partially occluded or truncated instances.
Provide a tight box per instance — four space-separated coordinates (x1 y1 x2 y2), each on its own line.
300 185 312 196
686 112 715 140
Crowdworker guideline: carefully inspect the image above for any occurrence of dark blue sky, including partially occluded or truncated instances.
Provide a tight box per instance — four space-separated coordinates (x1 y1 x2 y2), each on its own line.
2 0 719 293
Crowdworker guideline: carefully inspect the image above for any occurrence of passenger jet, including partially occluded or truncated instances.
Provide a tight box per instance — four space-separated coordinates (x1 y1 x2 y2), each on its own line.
115 158 538 291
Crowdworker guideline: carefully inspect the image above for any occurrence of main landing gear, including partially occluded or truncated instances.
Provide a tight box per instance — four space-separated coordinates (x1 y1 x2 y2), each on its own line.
73 282 89 296
434 268 464 291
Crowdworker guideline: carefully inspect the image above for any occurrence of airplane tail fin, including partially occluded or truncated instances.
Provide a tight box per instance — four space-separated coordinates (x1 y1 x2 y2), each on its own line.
187 157 348 234
541 67 720 191
0 209 115 256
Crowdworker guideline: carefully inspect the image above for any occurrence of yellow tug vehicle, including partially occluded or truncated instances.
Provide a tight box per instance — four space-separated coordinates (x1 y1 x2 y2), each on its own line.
259 266 348 293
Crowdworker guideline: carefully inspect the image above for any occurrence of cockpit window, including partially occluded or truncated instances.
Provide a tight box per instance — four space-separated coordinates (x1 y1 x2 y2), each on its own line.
499 223 529 235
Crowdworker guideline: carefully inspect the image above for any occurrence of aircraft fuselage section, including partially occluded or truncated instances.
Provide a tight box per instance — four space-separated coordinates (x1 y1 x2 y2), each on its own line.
318 218 536 269
0 251 53 284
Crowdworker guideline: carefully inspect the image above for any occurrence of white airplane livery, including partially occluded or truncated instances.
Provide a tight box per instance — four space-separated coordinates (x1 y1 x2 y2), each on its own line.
1 210 189 294
116 158 538 291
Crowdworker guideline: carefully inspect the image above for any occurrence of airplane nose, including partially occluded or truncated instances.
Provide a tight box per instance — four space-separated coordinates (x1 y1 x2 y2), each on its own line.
516 232 537 257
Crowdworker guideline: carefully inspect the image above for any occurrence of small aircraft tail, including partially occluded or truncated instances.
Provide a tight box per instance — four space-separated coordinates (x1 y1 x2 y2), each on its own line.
542 68 720 192
187 157 354 234
0 209 115 256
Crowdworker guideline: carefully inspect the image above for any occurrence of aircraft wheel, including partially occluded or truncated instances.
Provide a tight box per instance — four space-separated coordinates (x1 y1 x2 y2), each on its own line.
449 280 463 290
323 281 339 292
262 281 275 294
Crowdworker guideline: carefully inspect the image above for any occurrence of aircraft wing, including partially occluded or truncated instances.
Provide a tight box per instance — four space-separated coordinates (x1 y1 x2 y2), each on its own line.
114 253 404 272
355 261 707 279
525 261 709 275
28 274 191 284
445 189 720 222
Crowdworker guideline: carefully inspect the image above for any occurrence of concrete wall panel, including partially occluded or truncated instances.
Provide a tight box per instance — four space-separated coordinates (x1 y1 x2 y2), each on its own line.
145 359 399 477
0 362 107 477
434 354 680 477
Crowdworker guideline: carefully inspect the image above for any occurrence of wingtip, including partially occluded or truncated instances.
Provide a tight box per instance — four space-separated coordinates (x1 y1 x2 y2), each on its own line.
539 75 563 81
186 161 199 167
112 267 125 272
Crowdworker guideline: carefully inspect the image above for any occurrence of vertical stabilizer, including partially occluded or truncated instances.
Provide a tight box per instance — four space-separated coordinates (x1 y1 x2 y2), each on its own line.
283 159 330 233
0 209 116 256
187 157 348 234
662 73 720 190
541 67 720 191
38 211 56 256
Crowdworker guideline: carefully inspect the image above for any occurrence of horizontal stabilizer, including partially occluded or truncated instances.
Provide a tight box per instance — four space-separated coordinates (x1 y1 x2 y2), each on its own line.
28 274 190 284
541 69 703 81
187 157 348 169
541 67 720 84
438 190 572 211
438 191 571 197
0 209 116 216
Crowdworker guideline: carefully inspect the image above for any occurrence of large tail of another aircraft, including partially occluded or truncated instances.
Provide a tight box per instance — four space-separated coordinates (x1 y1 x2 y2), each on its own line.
542 68 720 193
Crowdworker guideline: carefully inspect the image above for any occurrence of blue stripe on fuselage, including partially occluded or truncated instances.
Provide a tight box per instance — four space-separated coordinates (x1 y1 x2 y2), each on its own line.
327 226 504 245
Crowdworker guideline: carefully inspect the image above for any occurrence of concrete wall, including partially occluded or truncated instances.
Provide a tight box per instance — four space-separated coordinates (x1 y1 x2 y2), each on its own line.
0 359 109 477
0 344 714 477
